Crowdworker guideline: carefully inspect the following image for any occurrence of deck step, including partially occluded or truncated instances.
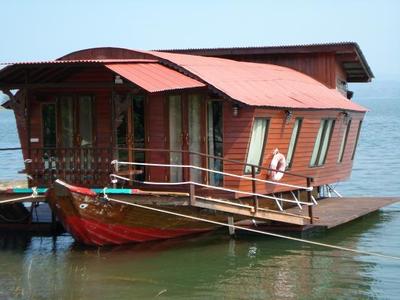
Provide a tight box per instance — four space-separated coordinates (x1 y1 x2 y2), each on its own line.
192 196 308 225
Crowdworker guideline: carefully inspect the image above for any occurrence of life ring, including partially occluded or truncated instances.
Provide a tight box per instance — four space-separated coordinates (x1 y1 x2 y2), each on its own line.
269 150 286 181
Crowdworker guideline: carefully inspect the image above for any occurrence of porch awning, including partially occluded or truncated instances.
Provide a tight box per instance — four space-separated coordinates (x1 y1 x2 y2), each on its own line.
104 63 205 93
0 59 205 93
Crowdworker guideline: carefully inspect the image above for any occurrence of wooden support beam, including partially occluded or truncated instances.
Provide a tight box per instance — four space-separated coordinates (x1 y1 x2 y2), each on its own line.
193 197 307 225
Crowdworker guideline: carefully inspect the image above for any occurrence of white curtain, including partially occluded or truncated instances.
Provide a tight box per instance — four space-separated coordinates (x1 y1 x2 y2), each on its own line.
245 118 268 173
286 118 301 168
318 120 334 165
169 95 182 182
188 95 202 182
310 120 325 166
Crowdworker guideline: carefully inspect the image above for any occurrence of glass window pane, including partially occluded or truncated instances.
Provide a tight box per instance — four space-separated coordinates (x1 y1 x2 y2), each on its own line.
79 96 93 148
286 118 302 168
207 101 223 186
59 96 74 148
169 95 182 182
310 120 325 166
338 120 352 163
245 118 268 173
133 95 145 181
317 120 335 166
133 95 145 149
42 104 56 148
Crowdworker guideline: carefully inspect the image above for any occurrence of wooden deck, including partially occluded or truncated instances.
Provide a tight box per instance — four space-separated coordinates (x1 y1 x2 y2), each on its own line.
286 197 400 229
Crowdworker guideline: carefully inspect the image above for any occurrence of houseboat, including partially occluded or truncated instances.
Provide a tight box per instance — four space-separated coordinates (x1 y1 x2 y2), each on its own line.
0 43 373 245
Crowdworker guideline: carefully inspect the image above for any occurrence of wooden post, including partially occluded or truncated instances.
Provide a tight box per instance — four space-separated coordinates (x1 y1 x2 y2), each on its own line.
307 177 313 224
228 216 235 236
189 170 195 206
51 210 57 235
189 183 195 206
251 166 258 213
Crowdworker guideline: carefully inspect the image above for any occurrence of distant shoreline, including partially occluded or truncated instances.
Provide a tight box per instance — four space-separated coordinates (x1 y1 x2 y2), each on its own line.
0 179 28 189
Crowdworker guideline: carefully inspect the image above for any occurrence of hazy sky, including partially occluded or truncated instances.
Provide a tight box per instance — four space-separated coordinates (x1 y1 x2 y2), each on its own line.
1 0 399 79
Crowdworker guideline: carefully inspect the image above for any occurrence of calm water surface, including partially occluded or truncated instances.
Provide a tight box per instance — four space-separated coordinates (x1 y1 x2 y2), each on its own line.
0 97 399 299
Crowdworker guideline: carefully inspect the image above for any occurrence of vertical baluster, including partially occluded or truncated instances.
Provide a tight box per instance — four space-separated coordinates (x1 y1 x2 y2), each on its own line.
251 165 258 213
307 177 313 224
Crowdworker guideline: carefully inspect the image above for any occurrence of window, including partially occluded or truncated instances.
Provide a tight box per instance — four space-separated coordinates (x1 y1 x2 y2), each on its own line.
245 118 269 173
310 119 335 167
352 120 362 160
286 118 302 169
337 120 352 163
42 104 57 148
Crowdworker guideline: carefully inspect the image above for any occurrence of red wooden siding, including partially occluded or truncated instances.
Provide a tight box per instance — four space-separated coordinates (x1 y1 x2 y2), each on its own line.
222 105 365 196
146 94 168 181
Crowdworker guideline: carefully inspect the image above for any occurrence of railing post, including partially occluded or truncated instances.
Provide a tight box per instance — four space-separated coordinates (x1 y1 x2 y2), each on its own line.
251 165 258 213
189 170 196 206
307 177 313 224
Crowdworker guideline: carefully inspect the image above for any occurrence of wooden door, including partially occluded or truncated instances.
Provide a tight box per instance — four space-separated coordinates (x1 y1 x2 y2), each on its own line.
56 95 94 182
114 93 146 180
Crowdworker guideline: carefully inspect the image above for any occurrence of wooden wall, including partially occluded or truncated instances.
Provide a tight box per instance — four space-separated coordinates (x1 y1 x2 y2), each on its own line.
223 104 365 195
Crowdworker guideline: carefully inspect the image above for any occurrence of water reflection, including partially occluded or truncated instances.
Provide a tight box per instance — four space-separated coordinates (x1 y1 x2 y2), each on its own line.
1 209 397 300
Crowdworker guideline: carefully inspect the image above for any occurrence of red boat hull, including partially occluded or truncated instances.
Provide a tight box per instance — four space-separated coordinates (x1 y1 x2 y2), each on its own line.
47 180 219 246
64 215 210 245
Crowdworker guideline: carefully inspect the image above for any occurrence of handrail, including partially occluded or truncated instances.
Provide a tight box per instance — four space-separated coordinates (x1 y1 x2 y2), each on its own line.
113 161 312 191
109 173 313 211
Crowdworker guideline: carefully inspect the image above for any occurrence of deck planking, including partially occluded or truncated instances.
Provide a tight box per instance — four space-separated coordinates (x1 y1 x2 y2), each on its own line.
286 197 400 229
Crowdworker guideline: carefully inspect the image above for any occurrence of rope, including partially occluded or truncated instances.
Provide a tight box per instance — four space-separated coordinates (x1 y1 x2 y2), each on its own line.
106 196 400 261
0 188 45 205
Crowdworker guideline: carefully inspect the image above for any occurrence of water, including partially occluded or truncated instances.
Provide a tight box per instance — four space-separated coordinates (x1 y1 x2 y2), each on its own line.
0 98 399 299
0 109 24 181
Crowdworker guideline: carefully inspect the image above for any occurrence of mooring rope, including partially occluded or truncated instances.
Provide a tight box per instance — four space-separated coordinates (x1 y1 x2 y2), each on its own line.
0 188 45 205
106 196 400 261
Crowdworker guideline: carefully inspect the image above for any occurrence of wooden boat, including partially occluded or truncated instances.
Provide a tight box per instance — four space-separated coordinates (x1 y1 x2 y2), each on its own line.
0 43 375 245
47 179 222 246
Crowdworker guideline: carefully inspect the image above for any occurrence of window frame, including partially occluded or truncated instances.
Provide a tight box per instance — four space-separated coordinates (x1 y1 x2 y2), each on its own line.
310 119 335 167
351 120 363 161
244 117 270 174
337 119 352 163
286 117 303 169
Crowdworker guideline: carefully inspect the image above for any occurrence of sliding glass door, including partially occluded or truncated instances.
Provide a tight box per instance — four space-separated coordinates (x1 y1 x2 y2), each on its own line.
207 101 223 186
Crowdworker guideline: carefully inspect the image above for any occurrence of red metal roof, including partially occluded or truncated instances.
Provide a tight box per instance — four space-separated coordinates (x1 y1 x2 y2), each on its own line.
0 59 205 93
148 51 367 112
0 59 158 65
105 63 205 93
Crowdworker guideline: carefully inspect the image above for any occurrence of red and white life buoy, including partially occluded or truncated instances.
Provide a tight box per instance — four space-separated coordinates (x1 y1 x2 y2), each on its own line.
269 149 286 181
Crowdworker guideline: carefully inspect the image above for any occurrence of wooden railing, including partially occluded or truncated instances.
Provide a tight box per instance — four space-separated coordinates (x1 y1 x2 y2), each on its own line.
0 146 315 222
26 147 113 187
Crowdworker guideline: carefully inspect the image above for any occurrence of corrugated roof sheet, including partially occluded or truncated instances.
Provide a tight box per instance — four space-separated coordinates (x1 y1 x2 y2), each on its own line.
105 63 205 93
148 51 367 112
0 59 157 65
